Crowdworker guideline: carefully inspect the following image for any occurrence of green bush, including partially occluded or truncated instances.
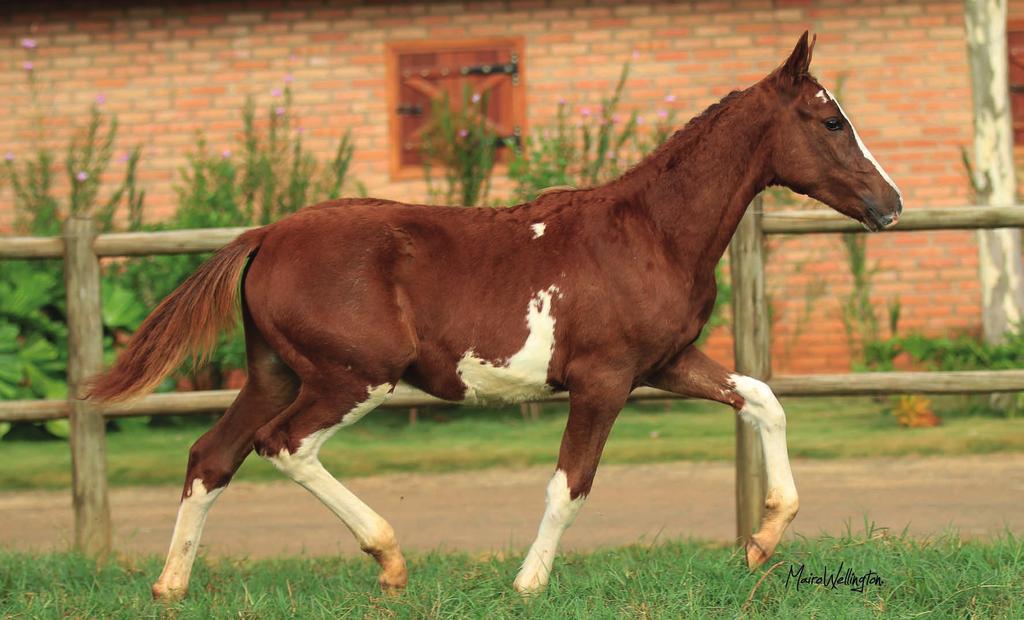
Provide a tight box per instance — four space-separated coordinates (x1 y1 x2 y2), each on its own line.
507 60 677 202
110 89 360 389
1 69 143 438
421 86 498 207
1 79 360 439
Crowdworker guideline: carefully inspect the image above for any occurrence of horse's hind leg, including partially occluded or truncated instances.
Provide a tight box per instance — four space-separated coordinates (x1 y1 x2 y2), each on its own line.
152 346 297 600
253 376 408 591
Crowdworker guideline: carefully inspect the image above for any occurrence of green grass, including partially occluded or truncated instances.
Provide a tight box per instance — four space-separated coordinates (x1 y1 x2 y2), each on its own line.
1 529 1021 619
3 395 1024 490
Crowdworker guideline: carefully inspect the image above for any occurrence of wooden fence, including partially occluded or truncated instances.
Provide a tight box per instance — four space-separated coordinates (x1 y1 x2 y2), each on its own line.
4 207 1024 556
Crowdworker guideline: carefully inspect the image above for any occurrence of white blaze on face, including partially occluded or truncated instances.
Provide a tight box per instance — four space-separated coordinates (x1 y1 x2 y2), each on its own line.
823 88 902 203
457 286 558 404
814 89 829 104
514 469 584 594
531 222 546 238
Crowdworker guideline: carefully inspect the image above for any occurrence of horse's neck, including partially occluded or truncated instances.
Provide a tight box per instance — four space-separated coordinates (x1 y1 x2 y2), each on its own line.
608 90 774 271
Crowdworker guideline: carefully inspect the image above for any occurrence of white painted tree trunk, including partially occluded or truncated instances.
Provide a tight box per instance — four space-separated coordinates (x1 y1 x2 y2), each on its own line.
964 0 1024 345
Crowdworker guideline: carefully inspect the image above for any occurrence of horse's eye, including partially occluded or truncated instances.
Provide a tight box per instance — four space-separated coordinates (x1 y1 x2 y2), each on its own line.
823 117 843 132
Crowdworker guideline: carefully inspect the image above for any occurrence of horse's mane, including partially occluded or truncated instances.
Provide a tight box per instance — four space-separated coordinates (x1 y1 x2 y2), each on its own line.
615 88 749 182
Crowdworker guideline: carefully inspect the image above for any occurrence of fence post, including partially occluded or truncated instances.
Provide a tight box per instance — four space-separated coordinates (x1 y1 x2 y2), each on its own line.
63 216 111 556
729 196 770 543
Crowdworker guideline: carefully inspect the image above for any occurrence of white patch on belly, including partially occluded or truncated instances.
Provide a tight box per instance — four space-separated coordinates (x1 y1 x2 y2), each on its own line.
457 286 558 404
531 222 546 238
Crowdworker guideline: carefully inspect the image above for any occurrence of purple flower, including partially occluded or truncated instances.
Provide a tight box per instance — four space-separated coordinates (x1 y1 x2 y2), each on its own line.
608 151 617 161
274 106 285 116
117 151 130 163
631 49 640 60
284 74 294 84
295 126 304 135
4 152 14 162
557 96 567 105
636 115 644 125
471 92 481 104
21 38 37 50
221 149 231 159
657 109 668 119
580 107 591 118
611 114 620 125
665 93 676 103
22 61 33 72
271 87 282 98
458 128 469 138
95 93 106 105
75 171 88 182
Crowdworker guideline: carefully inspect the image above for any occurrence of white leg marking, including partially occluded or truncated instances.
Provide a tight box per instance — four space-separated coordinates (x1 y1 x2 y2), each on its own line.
531 222 546 238
153 478 224 596
824 88 903 203
729 375 798 515
514 469 584 594
458 286 559 404
267 384 396 550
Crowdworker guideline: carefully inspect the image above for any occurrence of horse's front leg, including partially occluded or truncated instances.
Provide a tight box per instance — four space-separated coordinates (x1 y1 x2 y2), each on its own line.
648 346 799 569
513 370 633 594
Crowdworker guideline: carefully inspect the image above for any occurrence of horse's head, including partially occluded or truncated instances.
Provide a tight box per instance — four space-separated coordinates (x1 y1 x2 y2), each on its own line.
763 32 903 231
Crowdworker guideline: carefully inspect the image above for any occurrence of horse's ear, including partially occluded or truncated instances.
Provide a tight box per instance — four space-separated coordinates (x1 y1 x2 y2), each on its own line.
776 31 814 88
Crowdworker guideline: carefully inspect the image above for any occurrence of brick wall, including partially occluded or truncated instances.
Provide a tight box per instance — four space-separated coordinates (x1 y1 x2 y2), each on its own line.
0 1 985 373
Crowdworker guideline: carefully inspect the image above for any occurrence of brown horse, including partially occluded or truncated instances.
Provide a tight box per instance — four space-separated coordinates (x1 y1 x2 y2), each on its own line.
91 32 901 599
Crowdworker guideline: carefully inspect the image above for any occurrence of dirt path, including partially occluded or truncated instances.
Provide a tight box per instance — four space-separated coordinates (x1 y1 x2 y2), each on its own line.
2 454 1022 558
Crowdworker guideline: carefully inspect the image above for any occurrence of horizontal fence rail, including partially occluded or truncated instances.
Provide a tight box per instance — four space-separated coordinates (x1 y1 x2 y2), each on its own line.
1 205 1023 260
761 205 1024 235
5 370 1024 424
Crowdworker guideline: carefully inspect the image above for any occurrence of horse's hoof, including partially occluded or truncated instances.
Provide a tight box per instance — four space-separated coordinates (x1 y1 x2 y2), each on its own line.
378 567 408 593
151 581 187 602
745 535 772 570
512 575 547 597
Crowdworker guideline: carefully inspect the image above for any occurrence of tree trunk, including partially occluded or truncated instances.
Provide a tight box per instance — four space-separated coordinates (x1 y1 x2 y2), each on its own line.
965 0 1024 412
964 0 1024 346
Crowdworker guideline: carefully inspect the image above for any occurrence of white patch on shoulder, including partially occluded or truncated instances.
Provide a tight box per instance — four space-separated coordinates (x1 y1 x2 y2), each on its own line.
457 286 558 404
531 222 546 238
824 88 902 202
815 89 829 104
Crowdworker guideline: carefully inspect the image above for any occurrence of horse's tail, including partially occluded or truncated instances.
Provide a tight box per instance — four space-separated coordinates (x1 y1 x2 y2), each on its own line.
88 227 268 403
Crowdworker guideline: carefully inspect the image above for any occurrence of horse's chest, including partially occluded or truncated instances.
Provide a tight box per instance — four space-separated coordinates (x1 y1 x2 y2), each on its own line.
455 287 557 404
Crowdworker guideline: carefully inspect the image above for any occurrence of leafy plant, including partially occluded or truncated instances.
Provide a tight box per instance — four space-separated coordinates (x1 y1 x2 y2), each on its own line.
421 86 498 207
891 394 940 427
1 53 145 439
238 89 360 224
110 88 362 391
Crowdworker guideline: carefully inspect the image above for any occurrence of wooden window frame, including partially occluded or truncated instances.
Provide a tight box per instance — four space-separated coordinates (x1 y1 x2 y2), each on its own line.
1008 20 1024 145
385 37 527 181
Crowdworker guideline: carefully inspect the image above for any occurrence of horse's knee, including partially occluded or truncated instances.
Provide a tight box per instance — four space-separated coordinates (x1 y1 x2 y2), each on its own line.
184 437 237 493
730 375 786 430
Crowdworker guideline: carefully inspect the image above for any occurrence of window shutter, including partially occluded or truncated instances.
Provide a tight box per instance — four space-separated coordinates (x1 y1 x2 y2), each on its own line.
387 38 525 178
